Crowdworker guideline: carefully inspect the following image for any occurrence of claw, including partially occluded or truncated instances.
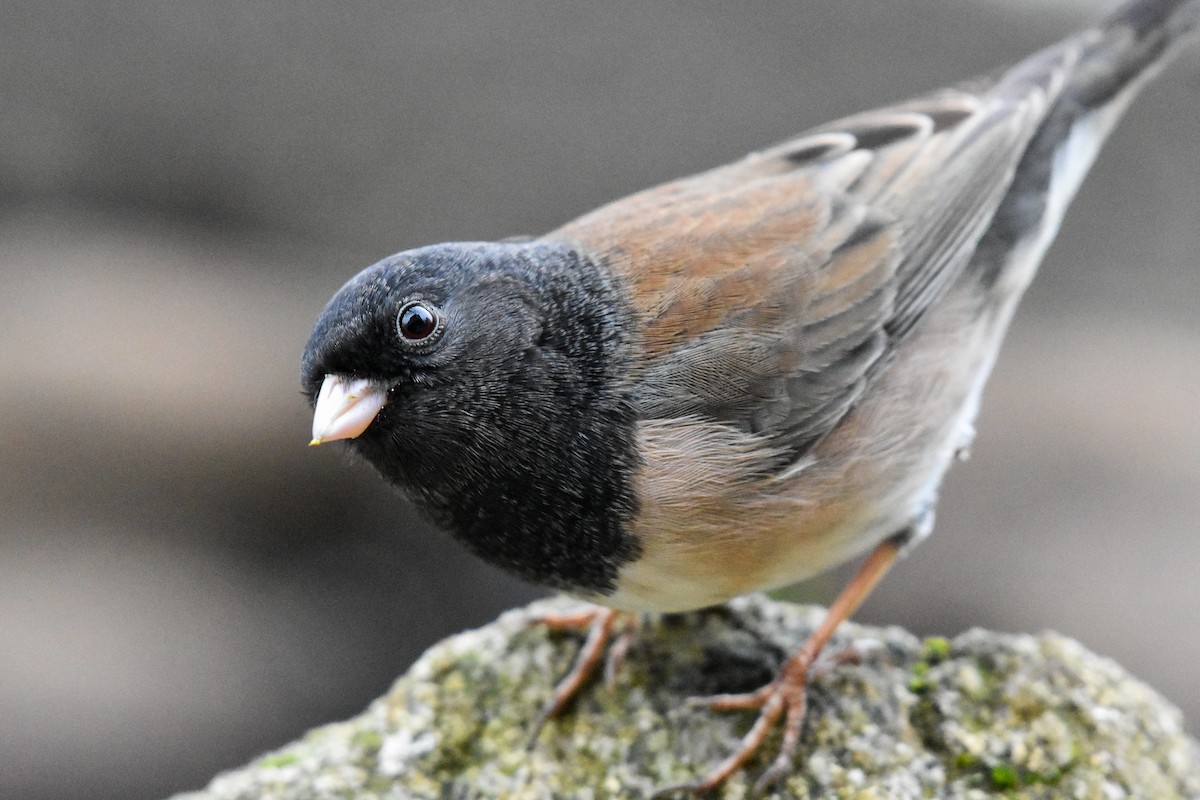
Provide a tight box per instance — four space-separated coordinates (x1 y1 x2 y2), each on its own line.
651 537 904 796
527 605 636 747
671 656 807 796
685 685 773 711
604 615 640 687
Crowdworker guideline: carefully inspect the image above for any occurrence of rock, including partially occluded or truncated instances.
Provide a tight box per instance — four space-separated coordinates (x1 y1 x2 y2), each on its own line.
173 595 1200 799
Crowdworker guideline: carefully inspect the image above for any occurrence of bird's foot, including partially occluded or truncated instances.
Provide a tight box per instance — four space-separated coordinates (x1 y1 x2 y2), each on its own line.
527 604 638 746
653 536 903 796
651 643 821 798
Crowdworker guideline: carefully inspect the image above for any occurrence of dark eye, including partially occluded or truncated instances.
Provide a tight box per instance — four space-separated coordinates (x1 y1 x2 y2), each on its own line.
396 299 443 346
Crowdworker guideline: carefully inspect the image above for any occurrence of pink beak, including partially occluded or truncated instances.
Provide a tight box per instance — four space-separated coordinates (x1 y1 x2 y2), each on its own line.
309 375 388 446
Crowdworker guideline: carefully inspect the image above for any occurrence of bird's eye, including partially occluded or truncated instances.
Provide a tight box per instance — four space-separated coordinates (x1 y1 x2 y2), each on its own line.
396 299 443 346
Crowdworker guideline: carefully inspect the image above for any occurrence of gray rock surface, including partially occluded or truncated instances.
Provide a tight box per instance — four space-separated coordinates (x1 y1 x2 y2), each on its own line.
175 595 1200 799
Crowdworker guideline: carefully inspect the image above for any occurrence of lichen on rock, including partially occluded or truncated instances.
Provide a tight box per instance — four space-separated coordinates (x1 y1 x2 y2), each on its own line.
173 595 1200 799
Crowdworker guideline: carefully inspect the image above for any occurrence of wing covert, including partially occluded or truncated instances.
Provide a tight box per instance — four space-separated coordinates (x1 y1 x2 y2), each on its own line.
544 40 1082 459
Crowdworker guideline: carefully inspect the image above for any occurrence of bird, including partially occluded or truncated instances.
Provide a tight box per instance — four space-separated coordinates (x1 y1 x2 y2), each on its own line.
302 0 1198 794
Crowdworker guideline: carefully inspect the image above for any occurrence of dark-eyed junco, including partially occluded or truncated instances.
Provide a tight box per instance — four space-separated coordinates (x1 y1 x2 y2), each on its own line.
302 0 1198 793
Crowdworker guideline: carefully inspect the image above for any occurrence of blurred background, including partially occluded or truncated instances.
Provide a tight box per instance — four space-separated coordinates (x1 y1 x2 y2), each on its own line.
2 2 1198 798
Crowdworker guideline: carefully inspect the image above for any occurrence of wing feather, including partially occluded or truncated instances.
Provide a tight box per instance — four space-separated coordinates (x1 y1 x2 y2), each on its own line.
545 41 1084 461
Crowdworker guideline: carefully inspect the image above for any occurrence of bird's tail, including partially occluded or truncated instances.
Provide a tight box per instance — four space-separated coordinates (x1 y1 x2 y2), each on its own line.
1032 0 1199 202
1077 0 1200 107
972 0 1198 293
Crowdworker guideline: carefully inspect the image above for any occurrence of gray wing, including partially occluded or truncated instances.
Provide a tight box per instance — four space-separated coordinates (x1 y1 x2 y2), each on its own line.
551 42 1084 459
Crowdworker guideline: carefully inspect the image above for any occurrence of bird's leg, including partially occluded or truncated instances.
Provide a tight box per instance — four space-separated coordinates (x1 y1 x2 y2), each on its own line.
653 534 904 797
604 613 641 686
527 605 637 746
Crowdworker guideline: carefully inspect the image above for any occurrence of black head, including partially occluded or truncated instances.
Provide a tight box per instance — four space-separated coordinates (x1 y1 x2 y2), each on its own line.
301 240 641 595
304 242 542 403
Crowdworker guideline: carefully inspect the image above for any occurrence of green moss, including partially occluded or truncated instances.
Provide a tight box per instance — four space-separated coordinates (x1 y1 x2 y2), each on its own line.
989 763 1019 789
908 659 931 693
256 752 298 769
923 636 951 663
980 760 1071 791
1029 766 1066 785
176 597 1200 800
909 693 946 754
351 729 382 754
908 636 952 694
954 752 980 770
